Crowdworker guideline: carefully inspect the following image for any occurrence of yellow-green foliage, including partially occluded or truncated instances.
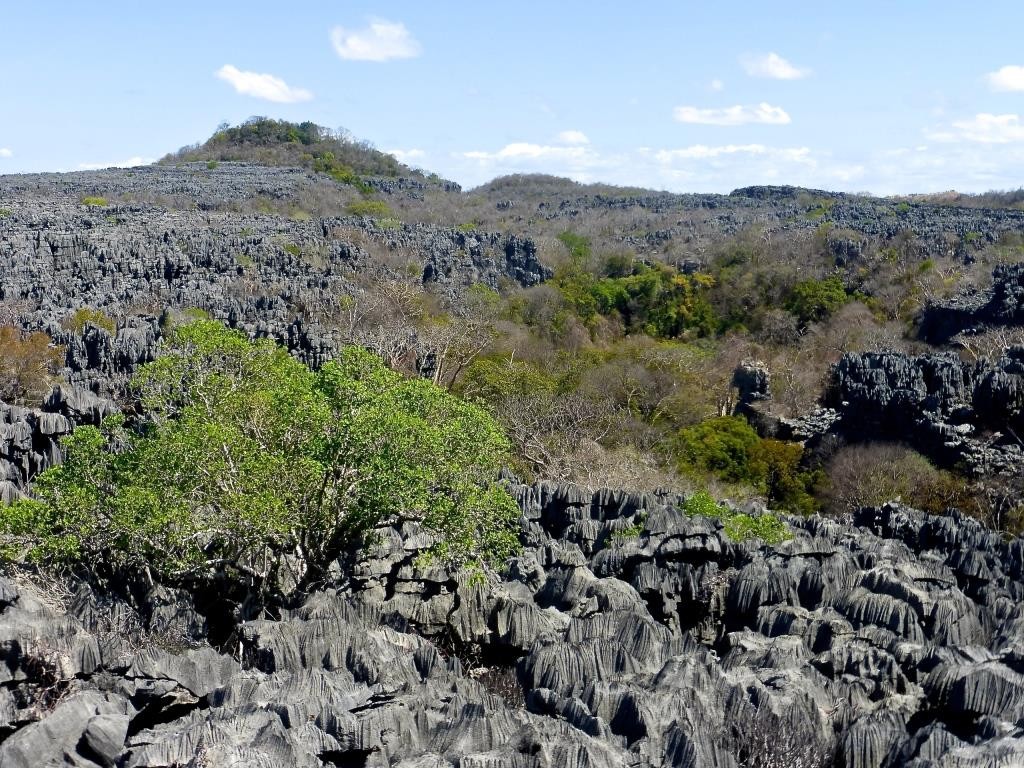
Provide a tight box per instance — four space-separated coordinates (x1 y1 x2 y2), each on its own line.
683 490 790 545
346 199 393 218
65 307 116 334
81 196 108 207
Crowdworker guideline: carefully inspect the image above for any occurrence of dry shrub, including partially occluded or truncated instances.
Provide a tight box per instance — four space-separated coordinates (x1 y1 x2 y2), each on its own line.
821 442 970 515
0 327 63 405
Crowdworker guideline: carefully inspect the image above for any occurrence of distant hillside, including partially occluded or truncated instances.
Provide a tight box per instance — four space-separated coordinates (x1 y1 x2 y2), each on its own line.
159 117 420 184
900 188 1024 210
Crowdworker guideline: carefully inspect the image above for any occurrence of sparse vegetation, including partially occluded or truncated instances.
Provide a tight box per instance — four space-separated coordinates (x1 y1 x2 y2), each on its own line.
64 307 116 334
81 196 108 207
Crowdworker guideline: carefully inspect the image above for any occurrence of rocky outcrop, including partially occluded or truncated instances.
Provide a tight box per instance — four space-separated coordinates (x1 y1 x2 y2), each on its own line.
817 348 1024 474
920 264 1024 344
0 165 549 356
2 484 1024 766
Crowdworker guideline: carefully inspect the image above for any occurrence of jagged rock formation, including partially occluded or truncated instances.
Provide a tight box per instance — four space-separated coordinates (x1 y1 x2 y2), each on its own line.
815 349 1024 474
0 165 549 347
2 486 1023 766
921 264 1024 344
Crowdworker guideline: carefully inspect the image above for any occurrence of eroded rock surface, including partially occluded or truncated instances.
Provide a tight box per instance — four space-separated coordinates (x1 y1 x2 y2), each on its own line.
2 486 1023 767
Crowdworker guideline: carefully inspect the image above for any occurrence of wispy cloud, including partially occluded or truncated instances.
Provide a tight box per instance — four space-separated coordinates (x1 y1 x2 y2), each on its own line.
387 148 425 164
709 78 724 92
330 19 420 61
0 148 12 158
740 52 810 80
987 65 1024 92
557 130 590 145
77 156 155 170
673 103 791 126
653 144 811 162
216 65 313 103
930 113 1024 144
463 143 591 162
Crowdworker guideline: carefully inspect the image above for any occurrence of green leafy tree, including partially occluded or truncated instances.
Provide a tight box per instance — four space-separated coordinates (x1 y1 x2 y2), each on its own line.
676 416 818 514
785 276 849 326
1 321 519 590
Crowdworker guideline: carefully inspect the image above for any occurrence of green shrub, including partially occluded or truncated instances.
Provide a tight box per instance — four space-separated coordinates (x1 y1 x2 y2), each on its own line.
557 231 592 263
64 307 116 334
676 416 762 484
682 490 790 545
81 196 108 207
785 276 849 326
283 243 302 257
206 160 219 170
676 416 818 514
684 489 727 518
555 260 717 338
0 209 11 218
346 199 392 218
0 321 519 588
722 512 790 544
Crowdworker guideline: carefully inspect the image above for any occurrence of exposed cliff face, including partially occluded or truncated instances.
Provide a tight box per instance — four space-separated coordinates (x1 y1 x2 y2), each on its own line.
2 485 1023 767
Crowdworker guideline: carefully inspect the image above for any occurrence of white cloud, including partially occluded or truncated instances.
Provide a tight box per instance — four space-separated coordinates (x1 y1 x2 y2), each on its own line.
216 65 313 103
987 65 1024 92
387 148 425 163
673 102 791 126
934 113 1024 144
464 143 590 162
741 52 810 80
77 156 155 170
709 78 724 92
330 20 420 61
0 148 12 158
557 130 589 145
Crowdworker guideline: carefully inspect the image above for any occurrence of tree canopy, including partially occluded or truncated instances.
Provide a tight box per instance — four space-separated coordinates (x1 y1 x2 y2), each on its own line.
0 321 519 591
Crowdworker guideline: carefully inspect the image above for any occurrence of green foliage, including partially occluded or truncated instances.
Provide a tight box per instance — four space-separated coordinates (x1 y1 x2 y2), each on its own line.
785 276 849 325
676 416 762 484
804 199 835 220
613 514 646 539
346 199 393 218
65 307 116 334
0 209 11 218
282 243 302 257
682 490 791 545
311 151 374 193
1 321 519 586
160 118 411 182
206 160 219 170
557 231 593 263
676 417 818 514
684 490 727 518
555 260 717 338
81 196 107 207
722 512 791 545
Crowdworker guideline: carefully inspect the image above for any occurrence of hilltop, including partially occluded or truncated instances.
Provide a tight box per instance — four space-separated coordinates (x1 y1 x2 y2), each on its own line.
160 116 439 187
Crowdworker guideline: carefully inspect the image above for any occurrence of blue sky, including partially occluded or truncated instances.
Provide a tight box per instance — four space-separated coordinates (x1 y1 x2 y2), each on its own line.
3 2 1024 194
